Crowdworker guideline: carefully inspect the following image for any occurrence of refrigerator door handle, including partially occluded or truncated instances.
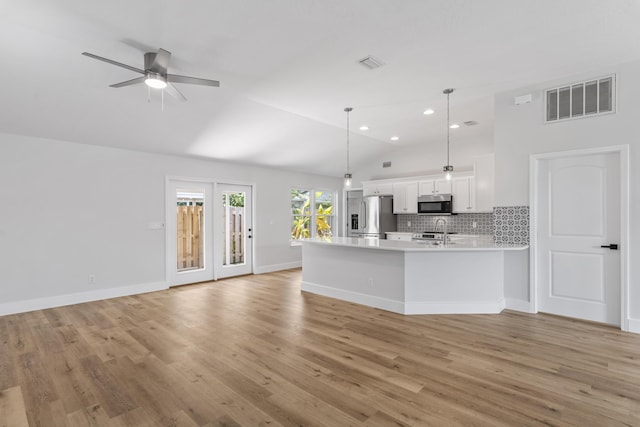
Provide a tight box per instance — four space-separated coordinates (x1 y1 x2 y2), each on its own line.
361 201 366 229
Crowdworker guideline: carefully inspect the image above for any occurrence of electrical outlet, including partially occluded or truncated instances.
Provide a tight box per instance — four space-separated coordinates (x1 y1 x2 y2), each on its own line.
368 277 374 287
88 274 96 284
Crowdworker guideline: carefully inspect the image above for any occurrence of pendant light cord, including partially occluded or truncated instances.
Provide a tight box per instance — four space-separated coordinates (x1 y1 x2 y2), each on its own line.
446 91 450 166
345 107 353 175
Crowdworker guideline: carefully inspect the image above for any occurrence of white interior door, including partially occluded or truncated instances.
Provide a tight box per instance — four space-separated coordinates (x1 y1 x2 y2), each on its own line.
536 152 621 325
167 179 214 286
215 183 253 278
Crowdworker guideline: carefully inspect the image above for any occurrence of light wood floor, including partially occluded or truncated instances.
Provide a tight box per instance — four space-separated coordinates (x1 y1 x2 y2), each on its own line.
2 269 640 426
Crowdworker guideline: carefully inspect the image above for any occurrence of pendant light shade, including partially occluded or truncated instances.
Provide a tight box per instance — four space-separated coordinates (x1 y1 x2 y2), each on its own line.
442 88 455 180
344 107 353 188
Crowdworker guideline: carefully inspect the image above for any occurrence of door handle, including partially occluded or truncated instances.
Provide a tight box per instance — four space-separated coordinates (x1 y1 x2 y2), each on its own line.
600 244 618 250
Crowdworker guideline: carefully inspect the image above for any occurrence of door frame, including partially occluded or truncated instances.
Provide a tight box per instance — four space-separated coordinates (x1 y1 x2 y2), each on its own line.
214 181 255 279
165 176 256 285
529 145 629 331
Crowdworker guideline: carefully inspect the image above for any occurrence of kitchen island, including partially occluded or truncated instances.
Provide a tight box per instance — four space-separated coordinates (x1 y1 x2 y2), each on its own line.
301 236 528 315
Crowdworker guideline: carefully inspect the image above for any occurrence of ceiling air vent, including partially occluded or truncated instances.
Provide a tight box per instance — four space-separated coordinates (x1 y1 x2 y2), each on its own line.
463 120 478 126
359 55 385 70
545 75 615 122
382 161 392 168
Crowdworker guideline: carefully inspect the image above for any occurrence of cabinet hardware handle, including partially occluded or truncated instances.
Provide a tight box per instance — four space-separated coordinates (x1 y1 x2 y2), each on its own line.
600 244 618 250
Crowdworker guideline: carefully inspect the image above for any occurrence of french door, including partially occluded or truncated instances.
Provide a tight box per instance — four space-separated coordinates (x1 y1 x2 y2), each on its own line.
535 151 621 325
166 179 214 286
215 183 253 278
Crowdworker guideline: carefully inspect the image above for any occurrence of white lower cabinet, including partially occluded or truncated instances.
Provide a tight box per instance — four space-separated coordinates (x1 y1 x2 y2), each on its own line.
452 176 476 212
392 182 418 214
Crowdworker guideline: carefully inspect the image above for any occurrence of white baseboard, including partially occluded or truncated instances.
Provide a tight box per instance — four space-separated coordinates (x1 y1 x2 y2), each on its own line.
254 261 302 274
0 281 168 316
302 281 506 315
627 318 640 334
301 281 405 314
504 298 533 313
404 298 505 315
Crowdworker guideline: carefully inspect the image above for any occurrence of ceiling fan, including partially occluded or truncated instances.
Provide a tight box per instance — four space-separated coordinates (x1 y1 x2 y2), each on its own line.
81 48 219 102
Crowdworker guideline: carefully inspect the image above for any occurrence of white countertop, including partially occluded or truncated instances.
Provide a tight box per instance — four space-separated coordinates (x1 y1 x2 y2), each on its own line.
303 236 528 252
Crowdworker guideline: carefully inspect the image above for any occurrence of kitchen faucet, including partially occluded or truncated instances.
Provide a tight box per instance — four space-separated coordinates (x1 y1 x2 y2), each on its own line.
435 218 448 243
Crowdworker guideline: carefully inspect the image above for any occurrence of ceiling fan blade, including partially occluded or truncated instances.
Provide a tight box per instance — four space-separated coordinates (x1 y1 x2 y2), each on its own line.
82 52 145 74
109 76 145 88
167 74 220 87
165 83 187 102
150 48 171 73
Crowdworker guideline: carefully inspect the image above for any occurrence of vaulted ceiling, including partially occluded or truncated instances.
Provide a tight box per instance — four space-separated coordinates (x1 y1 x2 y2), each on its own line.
2 1 639 177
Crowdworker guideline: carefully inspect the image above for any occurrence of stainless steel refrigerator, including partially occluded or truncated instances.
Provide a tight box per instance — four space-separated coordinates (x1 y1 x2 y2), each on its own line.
346 191 396 239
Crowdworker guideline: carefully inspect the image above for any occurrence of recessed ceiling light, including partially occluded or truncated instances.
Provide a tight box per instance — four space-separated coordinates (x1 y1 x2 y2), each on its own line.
449 124 460 129
423 108 435 115
390 136 399 141
360 125 369 131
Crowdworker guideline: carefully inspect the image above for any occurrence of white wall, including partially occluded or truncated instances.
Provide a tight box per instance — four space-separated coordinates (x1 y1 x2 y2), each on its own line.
353 132 494 184
494 60 640 324
0 132 341 313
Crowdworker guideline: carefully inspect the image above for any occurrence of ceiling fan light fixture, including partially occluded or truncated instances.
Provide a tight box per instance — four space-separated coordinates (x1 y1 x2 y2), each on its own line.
145 73 167 89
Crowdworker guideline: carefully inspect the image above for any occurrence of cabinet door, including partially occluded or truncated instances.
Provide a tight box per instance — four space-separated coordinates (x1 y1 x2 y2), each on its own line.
418 180 434 196
452 177 476 212
434 179 452 195
404 182 418 213
362 183 377 196
392 183 408 213
377 183 394 196
474 154 495 212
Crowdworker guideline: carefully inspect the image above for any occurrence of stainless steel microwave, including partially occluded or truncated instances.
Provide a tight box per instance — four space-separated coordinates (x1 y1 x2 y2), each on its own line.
417 194 453 215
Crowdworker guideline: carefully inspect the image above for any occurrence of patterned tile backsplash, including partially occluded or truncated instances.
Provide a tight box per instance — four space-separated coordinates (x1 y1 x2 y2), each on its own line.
396 206 530 244
396 213 494 235
493 206 530 245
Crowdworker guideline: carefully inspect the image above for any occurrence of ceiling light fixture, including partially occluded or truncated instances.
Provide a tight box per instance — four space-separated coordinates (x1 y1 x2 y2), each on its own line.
449 123 460 129
390 136 399 141
442 88 455 181
344 107 353 189
423 108 435 115
359 125 369 131
144 72 167 89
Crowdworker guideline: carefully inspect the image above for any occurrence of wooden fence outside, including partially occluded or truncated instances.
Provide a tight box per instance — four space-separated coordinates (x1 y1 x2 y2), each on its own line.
224 206 244 265
177 204 204 271
177 204 245 270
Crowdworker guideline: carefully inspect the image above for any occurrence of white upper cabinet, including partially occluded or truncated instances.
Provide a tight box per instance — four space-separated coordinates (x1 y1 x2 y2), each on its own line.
363 182 394 196
392 182 418 214
473 154 495 212
452 176 476 212
418 179 452 196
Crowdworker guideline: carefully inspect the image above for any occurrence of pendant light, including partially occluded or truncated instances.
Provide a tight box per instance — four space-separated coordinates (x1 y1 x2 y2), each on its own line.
343 107 353 188
442 88 455 181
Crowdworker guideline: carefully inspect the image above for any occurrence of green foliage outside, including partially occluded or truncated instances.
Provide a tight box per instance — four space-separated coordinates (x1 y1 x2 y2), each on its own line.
223 192 245 207
291 190 333 240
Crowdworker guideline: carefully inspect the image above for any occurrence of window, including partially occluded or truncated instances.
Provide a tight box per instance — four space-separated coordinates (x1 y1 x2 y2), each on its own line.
545 75 615 122
291 189 335 241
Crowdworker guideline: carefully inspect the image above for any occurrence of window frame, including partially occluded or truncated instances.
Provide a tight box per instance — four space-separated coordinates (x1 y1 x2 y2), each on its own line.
290 188 336 244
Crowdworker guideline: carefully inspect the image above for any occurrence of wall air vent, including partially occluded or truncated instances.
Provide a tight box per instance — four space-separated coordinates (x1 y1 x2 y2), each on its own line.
382 161 392 168
545 75 615 123
359 55 385 70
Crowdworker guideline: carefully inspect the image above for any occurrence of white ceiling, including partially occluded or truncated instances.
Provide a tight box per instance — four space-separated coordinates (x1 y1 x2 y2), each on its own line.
2 0 639 177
